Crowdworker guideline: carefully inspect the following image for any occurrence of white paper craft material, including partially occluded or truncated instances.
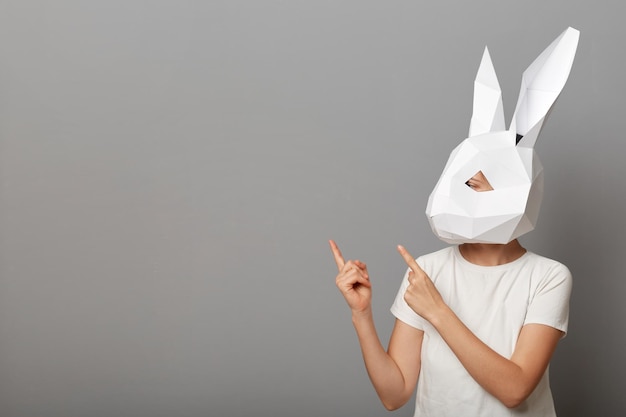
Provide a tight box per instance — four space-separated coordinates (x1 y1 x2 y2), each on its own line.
426 27 579 244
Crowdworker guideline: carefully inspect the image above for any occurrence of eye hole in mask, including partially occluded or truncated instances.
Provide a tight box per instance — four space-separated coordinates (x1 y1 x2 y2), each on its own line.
465 171 494 192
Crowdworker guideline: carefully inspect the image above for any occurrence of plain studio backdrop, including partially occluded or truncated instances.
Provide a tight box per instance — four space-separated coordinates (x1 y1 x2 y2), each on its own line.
0 1 624 416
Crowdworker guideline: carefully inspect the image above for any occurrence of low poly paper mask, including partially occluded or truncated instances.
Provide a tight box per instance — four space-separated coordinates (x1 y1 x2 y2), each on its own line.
426 27 579 244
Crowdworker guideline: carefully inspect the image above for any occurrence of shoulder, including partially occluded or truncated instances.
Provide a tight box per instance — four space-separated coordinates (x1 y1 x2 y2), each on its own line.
524 251 571 275
414 246 456 277
523 251 573 288
416 246 455 263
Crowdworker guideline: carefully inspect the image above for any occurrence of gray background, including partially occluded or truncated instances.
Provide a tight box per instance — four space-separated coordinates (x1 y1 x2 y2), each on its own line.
0 1 623 416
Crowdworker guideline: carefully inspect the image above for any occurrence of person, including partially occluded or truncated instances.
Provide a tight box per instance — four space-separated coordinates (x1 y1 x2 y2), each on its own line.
329 27 578 416
329 171 572 416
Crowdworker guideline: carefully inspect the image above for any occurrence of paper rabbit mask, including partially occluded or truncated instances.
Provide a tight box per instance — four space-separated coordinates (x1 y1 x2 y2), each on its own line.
426 27 579 244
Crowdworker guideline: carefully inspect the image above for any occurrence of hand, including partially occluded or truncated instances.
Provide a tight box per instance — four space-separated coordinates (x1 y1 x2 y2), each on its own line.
329 240 372 314
397 245 447 323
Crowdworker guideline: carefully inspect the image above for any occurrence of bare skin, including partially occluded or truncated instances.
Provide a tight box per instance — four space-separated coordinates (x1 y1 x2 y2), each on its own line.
459 240 526 266
330 240 419 409
330 239 563 410
466 170 494 192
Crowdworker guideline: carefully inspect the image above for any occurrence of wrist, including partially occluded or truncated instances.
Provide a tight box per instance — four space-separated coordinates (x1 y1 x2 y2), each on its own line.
351 307 373 323
427 304 454 329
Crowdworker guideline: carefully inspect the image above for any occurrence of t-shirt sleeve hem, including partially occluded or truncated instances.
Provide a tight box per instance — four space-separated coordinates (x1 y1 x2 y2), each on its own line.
390 305 425 330
522 319 568 338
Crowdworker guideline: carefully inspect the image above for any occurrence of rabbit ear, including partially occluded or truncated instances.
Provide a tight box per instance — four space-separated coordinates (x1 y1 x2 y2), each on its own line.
469 47 505 137
511 27 580 148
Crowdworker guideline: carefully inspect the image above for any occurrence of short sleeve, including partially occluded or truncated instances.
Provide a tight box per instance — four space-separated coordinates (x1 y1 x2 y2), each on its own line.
524 262 572 336
390 260 428 330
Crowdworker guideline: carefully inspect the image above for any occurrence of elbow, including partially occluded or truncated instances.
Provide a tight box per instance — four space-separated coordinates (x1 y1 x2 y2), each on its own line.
379 394 410 411
500 389 531 409
494 376 537 409
502 397 525 409
382 401 403 411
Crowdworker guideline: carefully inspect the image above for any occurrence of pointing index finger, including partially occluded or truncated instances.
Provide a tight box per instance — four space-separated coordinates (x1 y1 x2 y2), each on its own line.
397 244 422 272
329 240 346 271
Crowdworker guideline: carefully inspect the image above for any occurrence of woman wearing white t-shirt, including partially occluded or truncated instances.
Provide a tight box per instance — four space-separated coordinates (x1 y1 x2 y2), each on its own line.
330 28 579 416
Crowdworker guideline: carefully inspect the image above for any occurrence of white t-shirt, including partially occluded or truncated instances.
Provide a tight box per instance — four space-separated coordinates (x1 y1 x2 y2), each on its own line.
390 246 572 417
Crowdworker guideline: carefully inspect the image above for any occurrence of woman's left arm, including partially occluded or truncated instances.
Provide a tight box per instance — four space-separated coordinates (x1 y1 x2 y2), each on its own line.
397 245 563 409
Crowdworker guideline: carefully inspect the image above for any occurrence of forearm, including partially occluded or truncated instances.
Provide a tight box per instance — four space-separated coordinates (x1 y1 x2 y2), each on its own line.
431 307 536 408
351 310 413 410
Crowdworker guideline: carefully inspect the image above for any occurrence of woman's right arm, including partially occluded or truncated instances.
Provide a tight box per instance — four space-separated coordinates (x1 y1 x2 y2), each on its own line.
330 240 423 410
353 313 423 410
